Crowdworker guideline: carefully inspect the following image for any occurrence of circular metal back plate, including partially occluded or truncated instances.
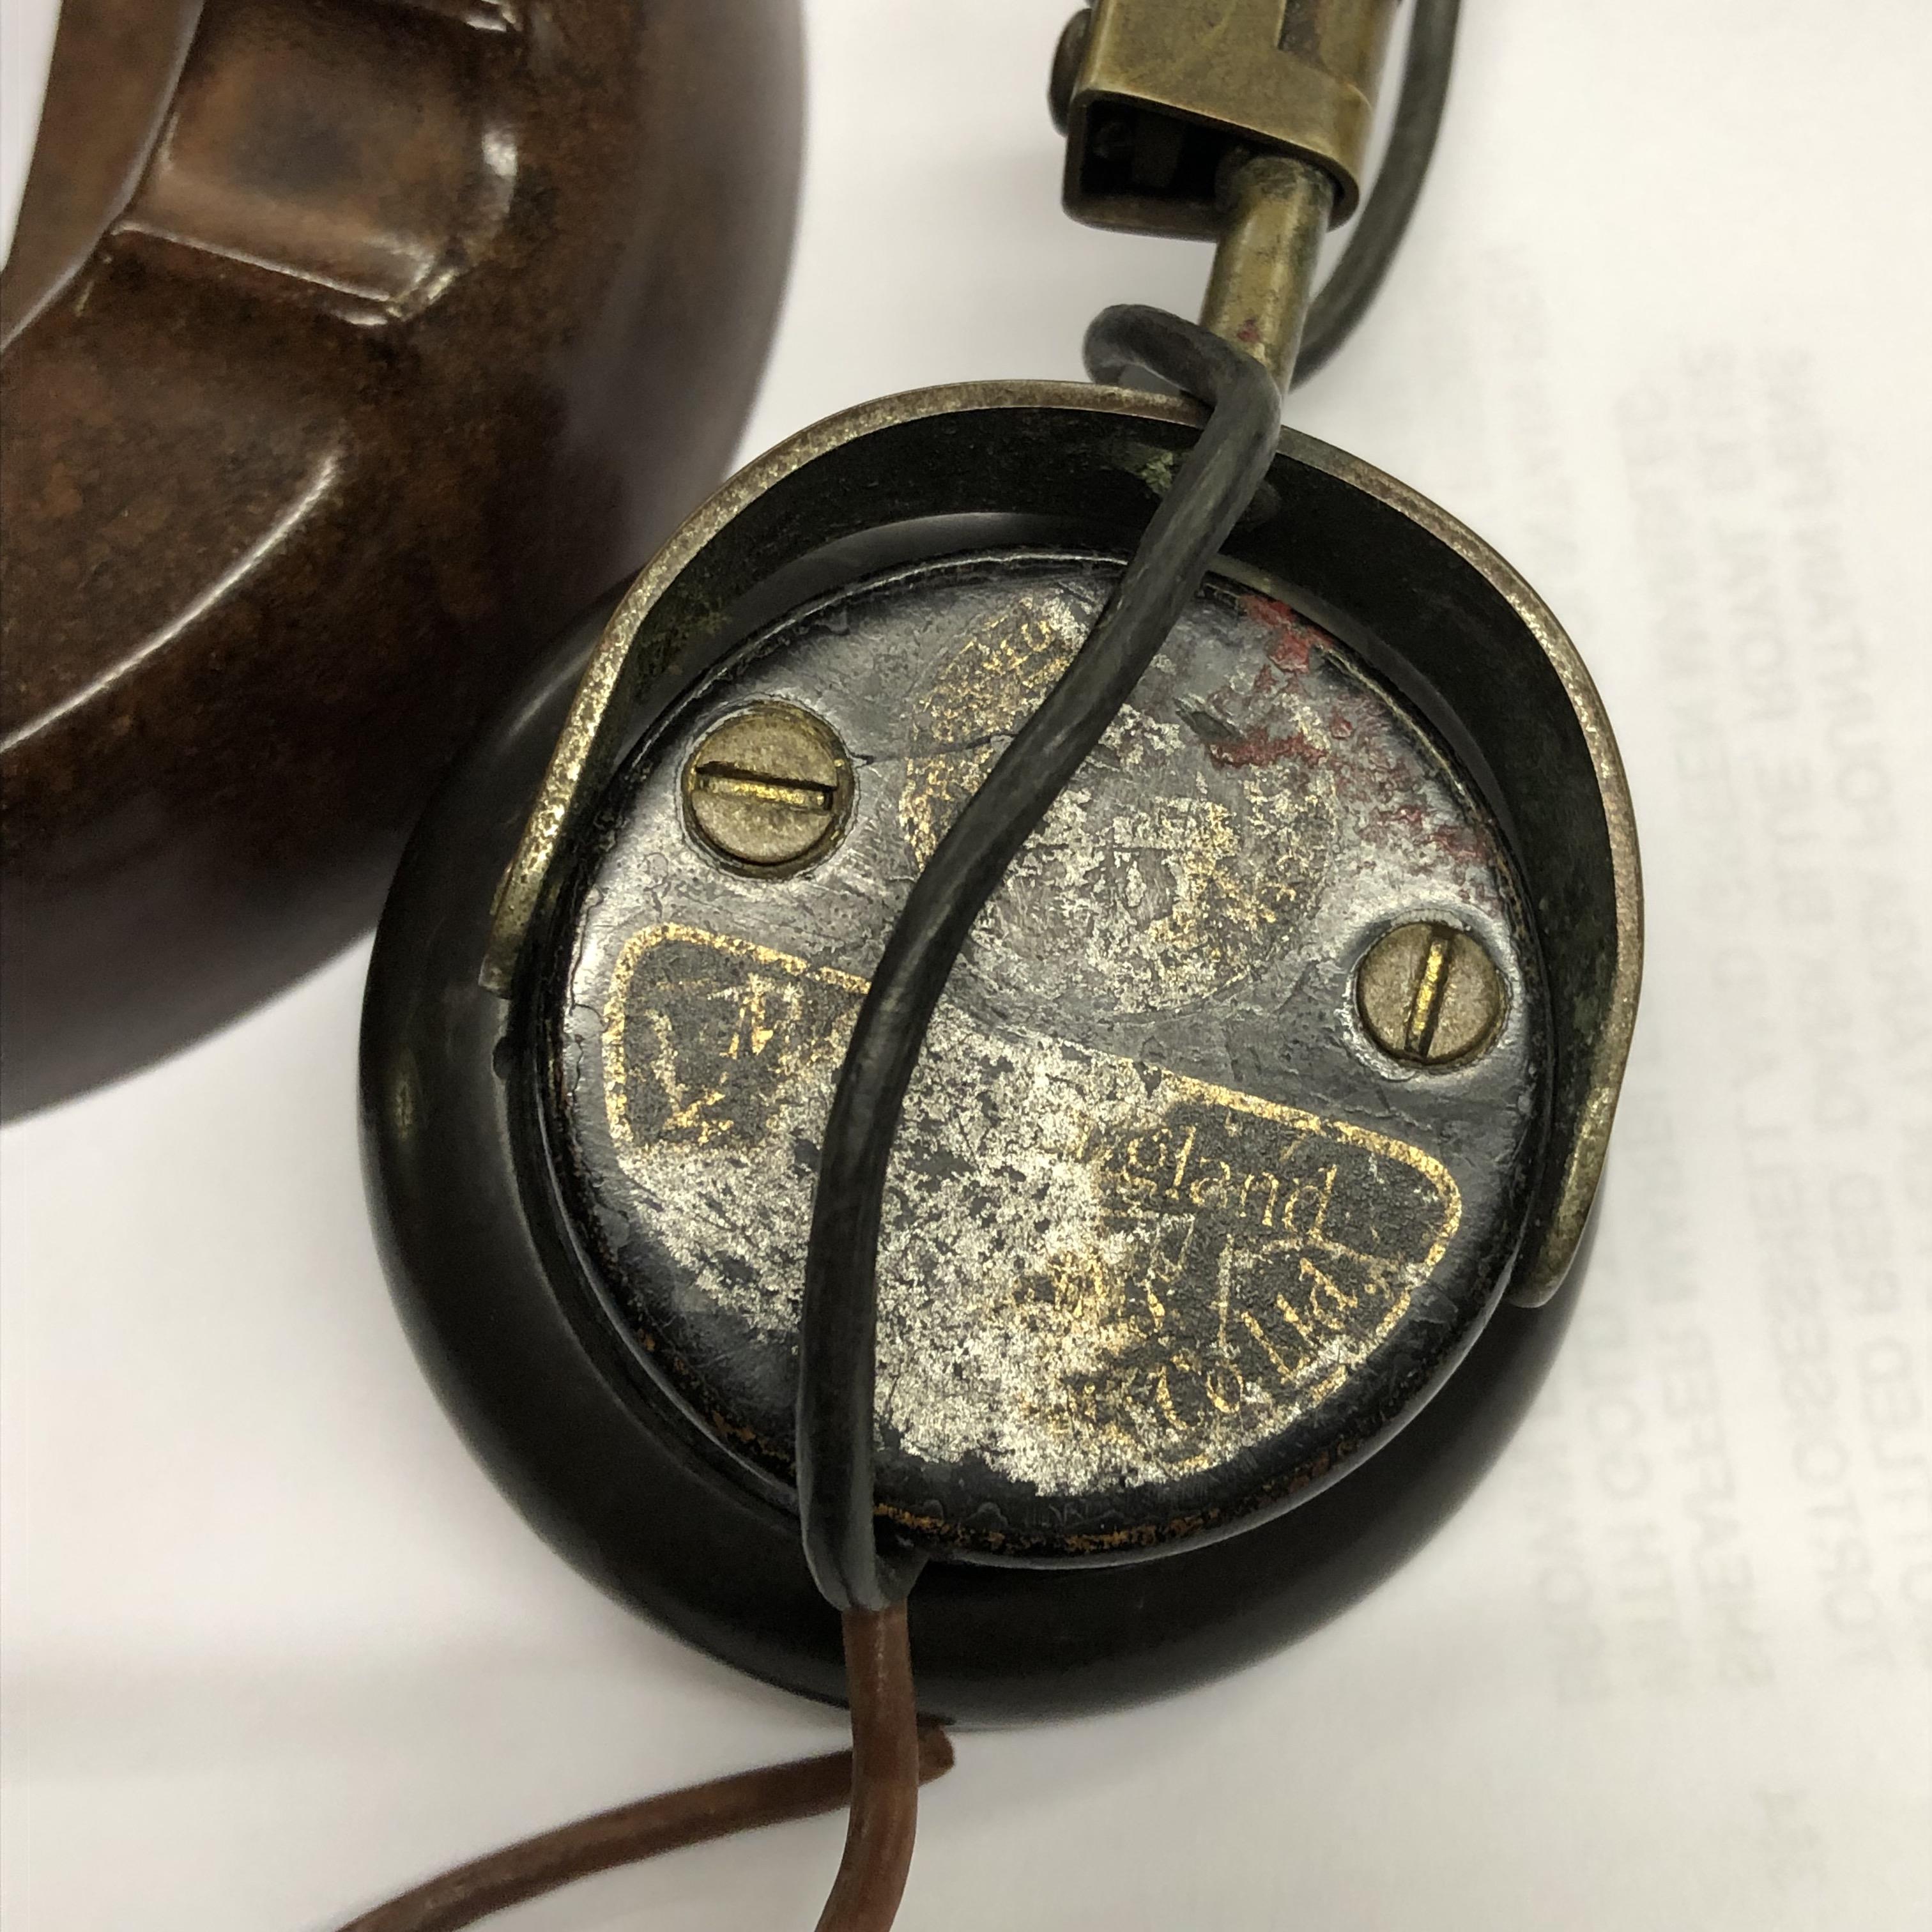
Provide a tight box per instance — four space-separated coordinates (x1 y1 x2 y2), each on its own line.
542 548 1548 1561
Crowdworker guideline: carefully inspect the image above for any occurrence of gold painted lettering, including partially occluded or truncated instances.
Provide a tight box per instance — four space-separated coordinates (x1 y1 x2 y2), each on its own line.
1300 1255 1361 1330
1241 1308 1306 1383
1166 1123 1198 1199
1190 1158 1234 1209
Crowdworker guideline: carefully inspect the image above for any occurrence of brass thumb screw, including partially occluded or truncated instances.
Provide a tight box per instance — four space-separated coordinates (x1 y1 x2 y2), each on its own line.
1356 921 1506 1068
683 703 855 873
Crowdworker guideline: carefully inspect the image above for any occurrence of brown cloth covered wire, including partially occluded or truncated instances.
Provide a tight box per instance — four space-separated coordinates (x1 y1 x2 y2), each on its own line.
335 1607 944 1932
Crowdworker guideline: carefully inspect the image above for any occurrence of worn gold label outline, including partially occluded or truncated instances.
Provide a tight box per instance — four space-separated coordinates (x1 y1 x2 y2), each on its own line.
584 921 1467 1505
599 919 1460 1257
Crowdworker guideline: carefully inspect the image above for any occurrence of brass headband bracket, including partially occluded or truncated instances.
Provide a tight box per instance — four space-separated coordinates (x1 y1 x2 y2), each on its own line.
1054 0 1400 235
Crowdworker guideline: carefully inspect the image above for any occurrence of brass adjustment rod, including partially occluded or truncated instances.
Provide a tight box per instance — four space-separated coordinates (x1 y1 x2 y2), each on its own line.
1199 151 1335 390
1055 0 1405 392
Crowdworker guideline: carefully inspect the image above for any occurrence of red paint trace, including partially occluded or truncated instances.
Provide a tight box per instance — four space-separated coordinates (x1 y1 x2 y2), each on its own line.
1208 727 1324 772
1239 594 1326 677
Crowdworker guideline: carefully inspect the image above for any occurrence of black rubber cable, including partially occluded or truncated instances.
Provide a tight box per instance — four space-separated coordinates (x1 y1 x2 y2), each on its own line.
795 306 1283 1612
1294 0 1460 385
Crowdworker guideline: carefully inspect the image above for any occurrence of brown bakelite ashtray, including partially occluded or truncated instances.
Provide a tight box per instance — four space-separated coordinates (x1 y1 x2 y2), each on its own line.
0 0 802 1116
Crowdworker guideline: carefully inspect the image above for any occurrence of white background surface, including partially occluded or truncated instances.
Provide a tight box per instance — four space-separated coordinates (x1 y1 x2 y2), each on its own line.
4 3 1931 1926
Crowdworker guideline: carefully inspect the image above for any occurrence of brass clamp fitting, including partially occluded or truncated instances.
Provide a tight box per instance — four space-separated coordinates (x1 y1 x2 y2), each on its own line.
1054 0 1402 390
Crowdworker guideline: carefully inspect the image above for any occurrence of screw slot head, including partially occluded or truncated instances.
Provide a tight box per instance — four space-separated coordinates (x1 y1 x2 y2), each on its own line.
682 703 854 875
1356 921 1506 1069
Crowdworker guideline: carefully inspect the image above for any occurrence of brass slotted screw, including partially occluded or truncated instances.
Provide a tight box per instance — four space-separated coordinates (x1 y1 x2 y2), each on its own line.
683 703 855 873
1356 920 1505 1068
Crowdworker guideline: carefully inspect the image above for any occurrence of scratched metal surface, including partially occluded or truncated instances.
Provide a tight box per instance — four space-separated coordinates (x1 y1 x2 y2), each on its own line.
544 549 1549 1556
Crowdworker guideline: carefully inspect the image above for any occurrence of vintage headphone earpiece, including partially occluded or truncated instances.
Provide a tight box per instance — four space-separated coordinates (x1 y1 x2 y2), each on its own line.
356 4 1641 1925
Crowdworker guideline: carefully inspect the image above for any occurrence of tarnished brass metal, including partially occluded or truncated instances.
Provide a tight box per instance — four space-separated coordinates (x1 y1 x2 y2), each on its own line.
1060 0 1400 234
682 703 854 873
1356 921 1506 1068
1199 153 1333 388
1047 9 1091 135
479 379 1641 1309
